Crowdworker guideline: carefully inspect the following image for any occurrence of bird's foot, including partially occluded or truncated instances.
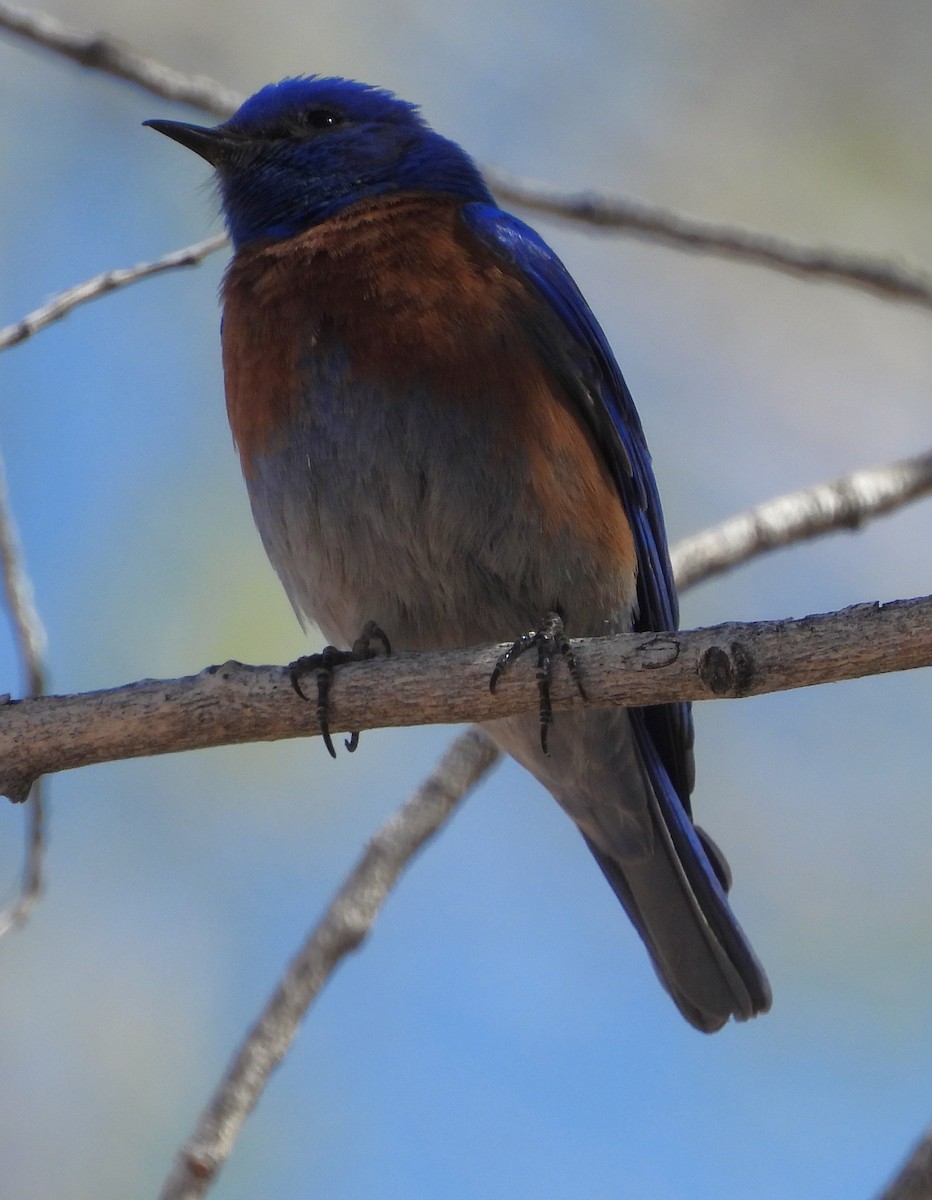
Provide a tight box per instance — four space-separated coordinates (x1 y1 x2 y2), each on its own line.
290 621 391 758
489 611 587 753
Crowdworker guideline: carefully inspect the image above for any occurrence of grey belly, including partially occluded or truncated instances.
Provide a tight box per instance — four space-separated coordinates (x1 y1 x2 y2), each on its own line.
246 374 632 652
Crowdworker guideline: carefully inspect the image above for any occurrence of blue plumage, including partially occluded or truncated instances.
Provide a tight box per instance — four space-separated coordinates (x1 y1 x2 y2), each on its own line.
150 77 493 247
146 75 771 1030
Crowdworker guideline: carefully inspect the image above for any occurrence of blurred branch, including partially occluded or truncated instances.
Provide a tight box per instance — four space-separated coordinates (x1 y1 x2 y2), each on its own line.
672 449 932 589
0 0 238 115
157 725 500 1200
3 1 932 312
0 449 47 934
0 456 45 690
0 235 228 353
0 595 929 804
878 1124 932 1200
488 170 932 311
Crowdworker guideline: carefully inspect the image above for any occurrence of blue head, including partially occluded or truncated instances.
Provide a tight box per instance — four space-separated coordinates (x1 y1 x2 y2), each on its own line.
145 76 494 248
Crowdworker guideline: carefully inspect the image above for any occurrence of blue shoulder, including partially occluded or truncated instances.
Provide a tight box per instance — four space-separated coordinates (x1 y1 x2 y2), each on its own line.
462 201 694 803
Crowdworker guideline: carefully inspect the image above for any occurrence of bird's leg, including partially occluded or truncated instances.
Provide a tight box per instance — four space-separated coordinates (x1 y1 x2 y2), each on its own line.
489 610 587 753
289 620 392 758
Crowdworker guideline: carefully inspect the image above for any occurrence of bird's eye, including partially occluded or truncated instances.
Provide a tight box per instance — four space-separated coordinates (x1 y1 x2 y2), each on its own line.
257 107 346 142
297 108 343 132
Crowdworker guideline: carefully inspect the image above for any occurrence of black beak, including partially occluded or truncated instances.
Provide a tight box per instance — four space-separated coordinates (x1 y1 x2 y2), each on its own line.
143 119 240 167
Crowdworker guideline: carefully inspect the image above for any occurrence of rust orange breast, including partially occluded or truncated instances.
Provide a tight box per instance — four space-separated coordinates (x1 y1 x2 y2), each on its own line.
220 192 635 573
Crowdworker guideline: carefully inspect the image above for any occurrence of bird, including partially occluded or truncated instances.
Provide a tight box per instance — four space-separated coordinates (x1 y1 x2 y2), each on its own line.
145 75 771 1032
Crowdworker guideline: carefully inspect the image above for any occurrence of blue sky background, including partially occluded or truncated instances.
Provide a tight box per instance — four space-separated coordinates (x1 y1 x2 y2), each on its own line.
1 2 931 1197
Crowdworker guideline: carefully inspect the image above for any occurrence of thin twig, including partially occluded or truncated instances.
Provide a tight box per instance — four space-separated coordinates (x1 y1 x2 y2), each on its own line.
157 725 500 1200
488 170 932 311
0 0 238 116
2 2 931 311
0 449 47 934
0 235 228 352
672 449 932 590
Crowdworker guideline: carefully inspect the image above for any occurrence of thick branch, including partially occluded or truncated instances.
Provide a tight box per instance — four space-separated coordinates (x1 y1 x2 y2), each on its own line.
0 596 929 803
2 2 931 311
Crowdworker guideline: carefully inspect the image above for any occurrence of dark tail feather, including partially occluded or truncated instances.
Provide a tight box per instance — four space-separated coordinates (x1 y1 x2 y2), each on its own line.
583 785 771 1033
584 835 770 1031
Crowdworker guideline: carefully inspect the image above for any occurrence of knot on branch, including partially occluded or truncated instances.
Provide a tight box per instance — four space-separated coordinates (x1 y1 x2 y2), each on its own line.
638 634 680 669
76 35 123 69
697 641 756 696
182 1149 218 1181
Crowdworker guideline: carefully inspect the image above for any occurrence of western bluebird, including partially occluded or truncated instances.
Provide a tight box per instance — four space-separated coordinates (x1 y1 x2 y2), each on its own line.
146 76 771 1031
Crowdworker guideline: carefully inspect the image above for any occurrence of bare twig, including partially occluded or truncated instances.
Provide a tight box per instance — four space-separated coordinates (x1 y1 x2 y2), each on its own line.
488 170 932 311
2 2 931 311
158 725 500 1200
672 449 932 590
0 595 929 804
0 449 47 934
0 0 238 115
0 235 228 352
878 1124 932 1200
0 455 46 685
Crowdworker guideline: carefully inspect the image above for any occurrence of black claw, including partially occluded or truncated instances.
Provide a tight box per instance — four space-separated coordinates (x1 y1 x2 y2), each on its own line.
489 611 586 754
316 662 338 759
490 630 534 693
288 626 391 757
290 662 312 702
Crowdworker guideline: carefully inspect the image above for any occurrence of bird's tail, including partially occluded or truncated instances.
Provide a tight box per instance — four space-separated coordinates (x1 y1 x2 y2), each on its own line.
484 706 770 1031
583 775 771 1033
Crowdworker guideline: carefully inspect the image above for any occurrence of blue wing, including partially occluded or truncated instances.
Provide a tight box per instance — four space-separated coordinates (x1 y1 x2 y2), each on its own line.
462 202 695 809
463 203 771 1026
